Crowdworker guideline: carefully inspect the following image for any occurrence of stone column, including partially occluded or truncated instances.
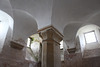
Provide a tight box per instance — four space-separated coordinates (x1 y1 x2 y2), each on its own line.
38 26 63 67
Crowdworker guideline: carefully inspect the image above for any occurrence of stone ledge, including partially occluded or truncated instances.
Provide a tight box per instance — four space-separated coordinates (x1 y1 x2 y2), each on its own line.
10 41 24 50
67 48 76 53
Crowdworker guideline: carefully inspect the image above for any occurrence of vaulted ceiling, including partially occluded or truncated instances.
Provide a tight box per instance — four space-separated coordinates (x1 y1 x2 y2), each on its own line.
9 0 100 35
1 0 100 47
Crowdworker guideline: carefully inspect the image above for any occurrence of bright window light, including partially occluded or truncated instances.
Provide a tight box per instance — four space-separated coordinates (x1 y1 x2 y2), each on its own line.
27 38 31 47
60 40 63 49
84 31 97 44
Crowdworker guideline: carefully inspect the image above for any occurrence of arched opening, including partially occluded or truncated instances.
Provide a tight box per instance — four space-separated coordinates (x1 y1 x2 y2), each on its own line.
26 33 42 67
76 24 100 57
26 34 42 62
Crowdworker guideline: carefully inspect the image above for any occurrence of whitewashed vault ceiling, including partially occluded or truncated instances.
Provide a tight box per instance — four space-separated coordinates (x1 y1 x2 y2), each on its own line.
1 0 100 47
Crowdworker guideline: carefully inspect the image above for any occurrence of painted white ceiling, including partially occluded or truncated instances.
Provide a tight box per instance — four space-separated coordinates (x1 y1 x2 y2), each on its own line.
0 0 13 17
9 0 100 41
52 0 100 34
9 0 53 30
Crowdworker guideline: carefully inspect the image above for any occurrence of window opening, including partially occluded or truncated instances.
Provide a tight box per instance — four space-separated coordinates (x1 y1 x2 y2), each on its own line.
84 31 97 44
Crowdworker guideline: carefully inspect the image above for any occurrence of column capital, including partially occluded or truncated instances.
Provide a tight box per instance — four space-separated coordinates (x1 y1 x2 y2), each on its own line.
38 26 63 44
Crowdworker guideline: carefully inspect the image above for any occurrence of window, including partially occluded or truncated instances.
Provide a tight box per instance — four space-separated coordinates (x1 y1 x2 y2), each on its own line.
84 31 97 44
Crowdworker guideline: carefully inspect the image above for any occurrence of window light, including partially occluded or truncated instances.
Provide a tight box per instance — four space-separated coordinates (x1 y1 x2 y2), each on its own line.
60 40 63 49
84 31 97 44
